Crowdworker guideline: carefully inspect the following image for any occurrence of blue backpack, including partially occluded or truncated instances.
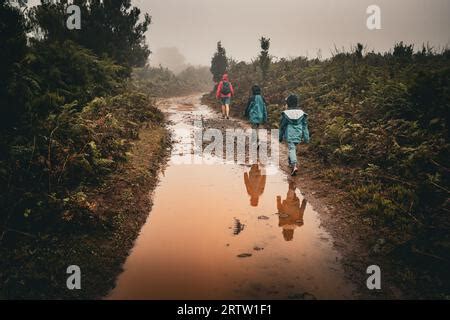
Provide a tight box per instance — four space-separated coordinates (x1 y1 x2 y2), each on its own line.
247 95 267 124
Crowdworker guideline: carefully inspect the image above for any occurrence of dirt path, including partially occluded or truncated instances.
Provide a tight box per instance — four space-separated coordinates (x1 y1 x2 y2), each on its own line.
106 94 375 300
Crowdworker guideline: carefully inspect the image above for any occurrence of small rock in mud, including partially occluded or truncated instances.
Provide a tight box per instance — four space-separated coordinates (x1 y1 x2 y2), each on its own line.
253 246 264 251
258 215 270 220
279 213 290 218
302 292 317 300
233 218 245 235
237 253 252 258
288 293 302 300
288 292 317 300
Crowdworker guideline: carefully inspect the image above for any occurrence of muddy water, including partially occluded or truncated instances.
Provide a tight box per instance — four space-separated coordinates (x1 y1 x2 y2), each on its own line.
108 95 356 300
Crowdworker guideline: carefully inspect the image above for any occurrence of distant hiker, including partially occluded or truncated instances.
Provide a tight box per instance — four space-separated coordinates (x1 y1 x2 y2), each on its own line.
279 94 310 176
244 164 266 207
244 85 268 149
216 74 234 119
277 181 307 241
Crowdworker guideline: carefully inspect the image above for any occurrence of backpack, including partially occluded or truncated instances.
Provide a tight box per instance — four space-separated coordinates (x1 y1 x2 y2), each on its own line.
221 81 231 95
248 95 267 124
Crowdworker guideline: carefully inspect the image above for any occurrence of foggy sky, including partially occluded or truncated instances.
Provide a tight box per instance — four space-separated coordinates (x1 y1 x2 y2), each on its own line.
134 0 450 66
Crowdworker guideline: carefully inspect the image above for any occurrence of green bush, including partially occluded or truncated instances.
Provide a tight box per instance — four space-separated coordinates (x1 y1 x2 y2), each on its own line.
205 43 450 258
0 91 163 230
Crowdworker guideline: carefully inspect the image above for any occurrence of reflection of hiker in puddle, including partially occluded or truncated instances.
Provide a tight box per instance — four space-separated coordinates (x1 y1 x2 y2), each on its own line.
277 182 307 241
244 164 267 207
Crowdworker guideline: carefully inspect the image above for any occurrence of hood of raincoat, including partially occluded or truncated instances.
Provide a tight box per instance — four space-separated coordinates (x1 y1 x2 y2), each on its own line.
279 108 310 144
282 109 306 124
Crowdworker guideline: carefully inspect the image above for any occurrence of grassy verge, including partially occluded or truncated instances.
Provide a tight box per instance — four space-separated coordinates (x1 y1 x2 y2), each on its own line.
0 95 170 299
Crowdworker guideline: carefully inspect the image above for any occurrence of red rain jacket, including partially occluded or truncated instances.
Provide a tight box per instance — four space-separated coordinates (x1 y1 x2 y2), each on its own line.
216 75 234 98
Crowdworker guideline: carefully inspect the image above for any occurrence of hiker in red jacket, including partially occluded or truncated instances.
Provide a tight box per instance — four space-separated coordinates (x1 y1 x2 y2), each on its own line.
216 74 234 119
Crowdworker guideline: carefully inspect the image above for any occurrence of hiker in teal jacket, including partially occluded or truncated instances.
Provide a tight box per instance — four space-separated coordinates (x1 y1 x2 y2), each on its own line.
245 85 268 148
279 94 310 176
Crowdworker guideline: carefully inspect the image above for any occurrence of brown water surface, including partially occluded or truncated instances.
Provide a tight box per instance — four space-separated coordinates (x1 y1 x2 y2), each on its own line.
108 95 356 300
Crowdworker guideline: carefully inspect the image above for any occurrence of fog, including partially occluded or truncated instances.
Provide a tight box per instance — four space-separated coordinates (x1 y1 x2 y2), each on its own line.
134 0 450 66
150 47 188 73
25 0 450 66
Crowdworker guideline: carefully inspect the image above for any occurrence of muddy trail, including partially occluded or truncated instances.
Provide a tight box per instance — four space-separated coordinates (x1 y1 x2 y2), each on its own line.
107 95 360 300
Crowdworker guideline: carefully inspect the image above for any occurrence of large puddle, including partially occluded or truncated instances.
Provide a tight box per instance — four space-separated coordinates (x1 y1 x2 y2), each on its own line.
108 95 356 300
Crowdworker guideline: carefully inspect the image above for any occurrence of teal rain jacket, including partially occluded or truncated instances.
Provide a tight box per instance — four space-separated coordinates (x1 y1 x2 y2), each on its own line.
245 95 268 125
279 109 310 144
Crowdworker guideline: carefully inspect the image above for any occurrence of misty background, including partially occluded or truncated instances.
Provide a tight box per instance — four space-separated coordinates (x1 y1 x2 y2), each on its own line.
135 0 450 71
27 0 450 72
